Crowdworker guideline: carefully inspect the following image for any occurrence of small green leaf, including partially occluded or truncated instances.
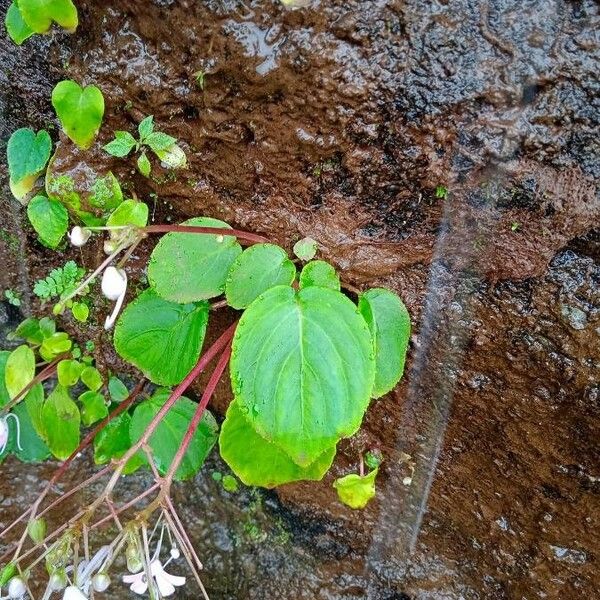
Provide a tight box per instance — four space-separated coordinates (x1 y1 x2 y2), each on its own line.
41 385 80 460
364 450 383 470
40 332 71 361
225 244 296 309
26 196 68 249
293 237 317 261
154 143 186 169
7 128 52 200
222 475 239 493
137 153 151 177
5 2 34 45
130 389 218 481
5 345 35 400
103 131 136 158
51 80 104 149
358 288 411 398
81 366 103 392
108 376 129 403
220 401 336 488
10 318 43 345
231 286 375 466
57 359 82 387
71 302 89 322
106 199 148 229
333 468 378 509
148 217 242 303
0 563 17 587
299 260 340 291
114 288 209 386
39 317 56 337
18 0 78 33
24 384 45 439
79 390 108 426
137 116 154 141
93 411 131 464
145 131 176 153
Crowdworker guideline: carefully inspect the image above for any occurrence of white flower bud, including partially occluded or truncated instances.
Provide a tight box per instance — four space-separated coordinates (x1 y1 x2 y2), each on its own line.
69 226 91 247
92 572 111 592
101 267 127 301
104 239 118 255
8 576 27 598
156 144 187 169
170 547 181 560
49 570 67 591
63 586 88 600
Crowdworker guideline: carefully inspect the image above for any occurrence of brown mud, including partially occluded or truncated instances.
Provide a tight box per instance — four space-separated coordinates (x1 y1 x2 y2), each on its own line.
0 0 599 598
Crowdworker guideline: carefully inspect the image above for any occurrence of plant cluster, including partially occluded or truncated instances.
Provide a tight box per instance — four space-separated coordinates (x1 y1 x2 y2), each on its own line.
5 0 78 45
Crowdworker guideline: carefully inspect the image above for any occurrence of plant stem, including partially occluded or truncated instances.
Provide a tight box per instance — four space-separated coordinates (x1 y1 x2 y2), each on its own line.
143 224 268 245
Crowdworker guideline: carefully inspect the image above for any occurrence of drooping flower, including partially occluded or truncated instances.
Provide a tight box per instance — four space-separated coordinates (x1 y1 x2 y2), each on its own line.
101 266 128 330
122 560 186 597
68 227 92 247
0 414 22 455
4 576 27 599
62 586 87 600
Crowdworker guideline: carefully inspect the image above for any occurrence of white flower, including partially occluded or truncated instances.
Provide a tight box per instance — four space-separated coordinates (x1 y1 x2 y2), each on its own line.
62 586 87 600
101 267 127 330
6 576 27 599
155 144 187 169
122 560 186 597
0 414 22 455
68 227 91 247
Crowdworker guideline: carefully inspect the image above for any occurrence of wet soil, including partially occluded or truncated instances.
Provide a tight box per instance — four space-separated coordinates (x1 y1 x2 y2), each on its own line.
0 0 599 598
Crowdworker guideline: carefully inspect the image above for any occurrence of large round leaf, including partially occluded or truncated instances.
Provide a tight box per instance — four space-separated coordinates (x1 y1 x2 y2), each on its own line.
225 243 296 309
220 401 335 488
114 288 209 386
230 285 375 466
130 389 218 480
148 217 242 303
358 288 411 398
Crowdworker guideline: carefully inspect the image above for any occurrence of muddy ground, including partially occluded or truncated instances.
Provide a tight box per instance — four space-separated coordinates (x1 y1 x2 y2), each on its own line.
0 0 598 598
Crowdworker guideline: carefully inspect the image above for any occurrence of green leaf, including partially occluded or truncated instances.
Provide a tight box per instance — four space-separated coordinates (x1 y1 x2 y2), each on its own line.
57 359 82 387
148 217 242 303
79 390 108 426
333 468 378 509
220 401 336 488
7 128 52 199
39 316 56 337
358 288 410 398
5 345 35 400
24 384 45 439
137 116 154 141
26 196 68 249
108 376 129 403
145 131 176 153
71 302 89 322
0 352 12 408
0 564 17 587
93 411 131 464
225 243 296 309
106 198 148 229
293 237 317 261
103 131 136 158
41 385 80 460
51 80 104 149
222 474 239 493
154 144 186 169
230 286 375 466
88 172 123 211
130 389 218 481
81 366 103 392
114 288 209 386
0 401 51 463
18 0 78 33
137 153 151 177
299 260 340 291
5 2 34 45
10 318 43 345
40 332 71 361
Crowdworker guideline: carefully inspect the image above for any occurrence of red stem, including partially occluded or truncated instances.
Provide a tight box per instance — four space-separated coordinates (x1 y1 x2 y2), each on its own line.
164 344 232 485
143 224 268 245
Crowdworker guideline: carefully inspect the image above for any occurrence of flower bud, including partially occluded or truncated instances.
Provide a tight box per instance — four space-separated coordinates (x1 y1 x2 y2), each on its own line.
103 239 118 255
101 267 127 301
49 570 67 591
92 572 111 592
68 227 91 247
0 419 8 452
170 546 181 560
8 576 27 598
156 144 187 169
27 518 47 544
63 586 87 600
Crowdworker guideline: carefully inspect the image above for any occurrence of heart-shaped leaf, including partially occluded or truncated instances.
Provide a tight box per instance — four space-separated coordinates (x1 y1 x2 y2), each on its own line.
7 128 52 200
41 384 80 460
26 195 68 249
148 217 242 303
114 288 209 386
333 468 378 509
219 401 336 488
358 288 410 398
299 260 340 291
230 285 375 466
51 80 104 149
225 243 296 309
18 0 78 34
5 2 34 45
130 389 218 480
